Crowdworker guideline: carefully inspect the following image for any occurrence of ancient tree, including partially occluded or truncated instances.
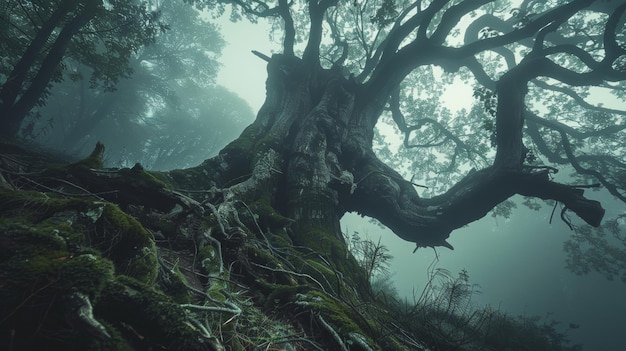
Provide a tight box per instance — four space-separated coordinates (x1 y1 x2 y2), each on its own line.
1 0 625 350
186 0 624 250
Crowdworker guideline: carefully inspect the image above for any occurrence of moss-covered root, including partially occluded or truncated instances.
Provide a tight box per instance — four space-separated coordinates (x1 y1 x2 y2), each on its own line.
97 276 220 351
0 189 161 350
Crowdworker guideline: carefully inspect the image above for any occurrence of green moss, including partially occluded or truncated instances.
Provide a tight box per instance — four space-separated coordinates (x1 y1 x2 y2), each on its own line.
266 228 293 248
118 164 167 189
250 134 280 165
158 264 191 304
68 141 105 170
300 290 367 336
197 245 221 274
221 123 262 158
93 204 158 284
85 320 134 351
296 226 346 258
298 258 340 292
0 249 113 308
263 282 303 308
0 188 92 225
247 245 281 268
249 199 293 231
0 221 116 349
97 276 209 351
0 196 117 314
149 170 175 188
59 254 115 299
0 189 158 285
71 155 103 170
294 226 368 290
165 161 218 190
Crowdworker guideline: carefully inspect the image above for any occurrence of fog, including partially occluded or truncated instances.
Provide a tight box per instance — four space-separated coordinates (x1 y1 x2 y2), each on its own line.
342 192 626 351
216 16 626 351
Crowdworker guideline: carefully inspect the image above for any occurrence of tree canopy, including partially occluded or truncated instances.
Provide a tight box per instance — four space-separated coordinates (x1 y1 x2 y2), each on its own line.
0 0 165 137
19 0 254 170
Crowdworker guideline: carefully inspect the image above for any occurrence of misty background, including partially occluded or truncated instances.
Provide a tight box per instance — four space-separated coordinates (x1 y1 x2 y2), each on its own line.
25 5 626 351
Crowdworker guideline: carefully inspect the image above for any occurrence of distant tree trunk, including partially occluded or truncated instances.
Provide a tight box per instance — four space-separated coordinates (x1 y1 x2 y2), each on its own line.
0 2 98 139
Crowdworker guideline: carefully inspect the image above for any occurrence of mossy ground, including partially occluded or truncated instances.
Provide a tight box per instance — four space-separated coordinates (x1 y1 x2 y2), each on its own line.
1 144 378 351
0 142 575 351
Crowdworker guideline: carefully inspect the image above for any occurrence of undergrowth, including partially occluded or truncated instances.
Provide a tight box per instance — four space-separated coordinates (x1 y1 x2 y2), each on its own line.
345 230 583 351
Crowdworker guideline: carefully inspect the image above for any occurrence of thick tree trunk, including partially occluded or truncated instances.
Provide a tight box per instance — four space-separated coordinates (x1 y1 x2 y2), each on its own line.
205 53 604 255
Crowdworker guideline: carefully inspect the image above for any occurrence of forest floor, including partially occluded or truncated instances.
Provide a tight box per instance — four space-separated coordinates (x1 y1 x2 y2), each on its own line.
0 140 580 351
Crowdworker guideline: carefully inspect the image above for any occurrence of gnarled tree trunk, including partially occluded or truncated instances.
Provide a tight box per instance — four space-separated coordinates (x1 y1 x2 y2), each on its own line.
194 53 604 255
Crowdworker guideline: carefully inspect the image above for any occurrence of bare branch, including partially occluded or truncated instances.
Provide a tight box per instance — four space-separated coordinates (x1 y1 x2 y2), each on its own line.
228 0 282 18
349 151 604 250
531 79 626 117
325 9 348 68
252 49 271 62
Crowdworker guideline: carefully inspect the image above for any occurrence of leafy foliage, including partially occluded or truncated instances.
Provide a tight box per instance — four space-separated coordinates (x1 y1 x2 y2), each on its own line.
565 216 626 282
0 0 166 136
26 0 253 170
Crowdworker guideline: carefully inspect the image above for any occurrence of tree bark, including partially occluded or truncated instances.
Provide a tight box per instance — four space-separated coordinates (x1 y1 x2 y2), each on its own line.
200 53 604 254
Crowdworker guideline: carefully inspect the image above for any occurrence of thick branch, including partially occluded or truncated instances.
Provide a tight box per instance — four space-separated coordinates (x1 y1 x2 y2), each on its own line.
516 170 605 227
325 10 348 68
493 71 527 169
303 0 337 65
430 0 492 44
531 79 626 117
459 0 595 57
357 1 421 82
278 0 295 56
365 0 594 108
347 152 605 250
527 57 626 86
559 130 626 203
603 3 626 59
228 0 282 18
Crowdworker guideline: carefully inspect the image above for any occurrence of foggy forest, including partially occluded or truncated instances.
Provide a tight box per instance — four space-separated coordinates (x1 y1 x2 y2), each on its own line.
1 0 625 350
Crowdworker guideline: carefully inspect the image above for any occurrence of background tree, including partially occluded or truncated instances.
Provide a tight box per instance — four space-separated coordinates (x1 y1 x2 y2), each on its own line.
0 0 164 138
25 0 253 169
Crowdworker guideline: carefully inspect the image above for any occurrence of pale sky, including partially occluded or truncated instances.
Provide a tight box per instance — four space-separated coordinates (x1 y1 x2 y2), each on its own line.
215 16 280 112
